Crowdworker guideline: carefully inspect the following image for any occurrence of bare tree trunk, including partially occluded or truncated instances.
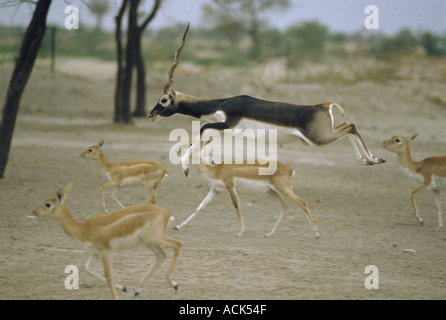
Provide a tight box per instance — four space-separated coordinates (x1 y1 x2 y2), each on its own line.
133 32 147 117
114 0 128 123
120 0 139 124
133 0 162 117
0 0 52 178
114 0 162 120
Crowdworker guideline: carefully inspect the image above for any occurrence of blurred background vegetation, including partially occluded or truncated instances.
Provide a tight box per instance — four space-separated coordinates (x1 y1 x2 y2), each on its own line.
1 1 446 84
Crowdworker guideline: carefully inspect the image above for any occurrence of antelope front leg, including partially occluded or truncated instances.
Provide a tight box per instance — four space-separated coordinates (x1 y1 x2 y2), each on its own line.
99 184 108 213
331 122 385 165
98 250 120 300
174 188 218 230
347 124 385 165
180 138 199 177
85 253 126 295
100 180 117 213
410 183 430 226
348 136 372 165
111 186 125 209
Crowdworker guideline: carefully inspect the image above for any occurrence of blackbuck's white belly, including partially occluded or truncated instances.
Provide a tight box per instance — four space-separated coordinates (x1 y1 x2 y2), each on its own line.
234 119 304 146
78 231 144 253
400 166 446 190
110 229 144 251
79 241 96 253
119 175 145 187
431 175 446 190
210 177 272 194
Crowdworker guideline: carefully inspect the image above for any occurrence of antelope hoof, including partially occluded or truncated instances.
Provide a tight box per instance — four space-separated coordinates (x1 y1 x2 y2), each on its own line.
419 219 424 226
174 225 181 230
265 232 273 238
315 231 320 239
370 157 386 165
184 168 189 178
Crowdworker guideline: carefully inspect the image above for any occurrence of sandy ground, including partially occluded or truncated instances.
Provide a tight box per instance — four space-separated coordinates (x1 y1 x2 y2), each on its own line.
0 59 445 300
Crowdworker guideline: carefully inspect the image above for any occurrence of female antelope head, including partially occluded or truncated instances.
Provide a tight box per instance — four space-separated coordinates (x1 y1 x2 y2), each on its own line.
32 183 73 219
381 134 419 154
149 24 189 121
80 137 105 159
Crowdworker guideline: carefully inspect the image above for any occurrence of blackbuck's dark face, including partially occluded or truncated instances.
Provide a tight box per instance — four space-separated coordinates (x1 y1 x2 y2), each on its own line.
148 89 179 121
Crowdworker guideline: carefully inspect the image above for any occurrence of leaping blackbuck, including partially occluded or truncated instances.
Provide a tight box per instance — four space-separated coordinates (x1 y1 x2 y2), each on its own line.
31 182 182 300
148 24 385 174
80 137 168 213
381 134 446 228
174 142 319 238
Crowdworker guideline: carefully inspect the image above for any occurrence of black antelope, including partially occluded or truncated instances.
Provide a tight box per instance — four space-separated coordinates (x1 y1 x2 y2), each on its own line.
80 137 168 213
148 24 385 174
31 182 182 300
381 134 446 228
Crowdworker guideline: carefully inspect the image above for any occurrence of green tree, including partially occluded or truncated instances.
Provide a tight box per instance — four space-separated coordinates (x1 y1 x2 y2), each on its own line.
420 32 445 56
370 29 418 58
286 20 329 61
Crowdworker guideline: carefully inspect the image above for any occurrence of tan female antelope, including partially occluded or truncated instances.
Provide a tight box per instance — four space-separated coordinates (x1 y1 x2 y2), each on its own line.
32 182 182 300
80 137 168 213
148 24 385 175
174 142 319 238
381 134 446 228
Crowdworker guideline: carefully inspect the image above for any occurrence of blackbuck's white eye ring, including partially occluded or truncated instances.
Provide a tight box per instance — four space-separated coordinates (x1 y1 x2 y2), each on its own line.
160 96 170 107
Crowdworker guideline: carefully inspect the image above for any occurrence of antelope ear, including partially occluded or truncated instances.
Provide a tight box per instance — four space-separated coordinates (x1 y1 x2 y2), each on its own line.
407 134 419 142
170 88 177 97
98 137 105 149
57 182 73 204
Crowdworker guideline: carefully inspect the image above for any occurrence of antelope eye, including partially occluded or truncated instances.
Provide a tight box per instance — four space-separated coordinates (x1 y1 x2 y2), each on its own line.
45 203 51 208
89 149 93 152
394 138 401 143
161 98 168 104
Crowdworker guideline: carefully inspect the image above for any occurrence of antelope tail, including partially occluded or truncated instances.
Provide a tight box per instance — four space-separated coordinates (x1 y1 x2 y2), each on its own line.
330 102 348 120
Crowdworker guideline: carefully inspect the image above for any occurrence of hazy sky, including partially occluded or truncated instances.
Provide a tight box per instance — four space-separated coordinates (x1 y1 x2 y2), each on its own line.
1 0 445 35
